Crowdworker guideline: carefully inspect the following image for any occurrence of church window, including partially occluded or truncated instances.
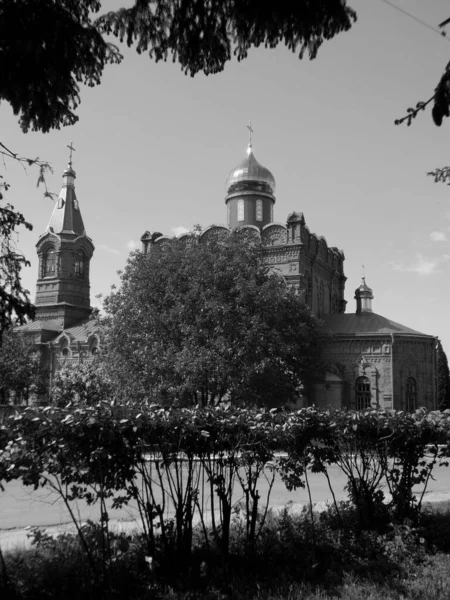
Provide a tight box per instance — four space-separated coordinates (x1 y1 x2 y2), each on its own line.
355 376 371 410
256 199 263 221
237 200 244 222
405 377 417 412
89 336 100 356
60 338 70 358
43 248 56 277
227 203 231 226
74 251 85 278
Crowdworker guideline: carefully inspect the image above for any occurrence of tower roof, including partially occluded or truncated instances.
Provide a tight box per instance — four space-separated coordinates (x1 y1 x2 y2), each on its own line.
225 124 276 196
354 276 373 298
225 146 276 195
46 151 86 236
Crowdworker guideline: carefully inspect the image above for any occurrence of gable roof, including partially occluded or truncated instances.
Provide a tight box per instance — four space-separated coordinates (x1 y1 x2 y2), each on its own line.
53 318 98 343
322 312 433 338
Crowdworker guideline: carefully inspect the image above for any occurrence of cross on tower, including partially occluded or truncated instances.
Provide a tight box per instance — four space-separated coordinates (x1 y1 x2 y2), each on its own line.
247 120 253 146
67 141 76 167
362 264 365 279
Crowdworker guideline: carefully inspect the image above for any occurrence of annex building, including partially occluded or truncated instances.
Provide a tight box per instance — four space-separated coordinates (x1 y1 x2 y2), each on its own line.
17 136 438 410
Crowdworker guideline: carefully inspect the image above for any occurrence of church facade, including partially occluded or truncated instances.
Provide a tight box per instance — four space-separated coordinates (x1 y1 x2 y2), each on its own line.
15 136 438 410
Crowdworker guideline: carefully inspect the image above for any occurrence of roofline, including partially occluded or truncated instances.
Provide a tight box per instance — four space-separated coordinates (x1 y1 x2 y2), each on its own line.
324 331 436 340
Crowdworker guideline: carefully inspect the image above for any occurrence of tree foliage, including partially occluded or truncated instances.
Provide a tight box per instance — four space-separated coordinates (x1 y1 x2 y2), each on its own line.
0 332 45 403
103 232 326 407
0 147 54 336
51 360 113 408
0 0 122 133
0 0 356 133
0 191 34 336
395 19 450 133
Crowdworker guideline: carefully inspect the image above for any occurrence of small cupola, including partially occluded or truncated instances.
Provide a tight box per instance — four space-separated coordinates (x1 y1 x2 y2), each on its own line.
355 276 374 314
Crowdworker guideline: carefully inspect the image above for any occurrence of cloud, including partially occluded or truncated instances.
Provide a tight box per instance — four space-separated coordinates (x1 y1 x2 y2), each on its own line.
392 253 450 276
430 231 447 242
97 244 121 255
171 226 190 237
126 240 140 251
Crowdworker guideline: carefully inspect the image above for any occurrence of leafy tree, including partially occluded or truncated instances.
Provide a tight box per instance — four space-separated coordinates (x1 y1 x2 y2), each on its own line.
103 232 326 407
0 332 46 403
0 146 54 336
436 339 450 410
0 183 34 336
51 360 113 407
1 0 357 133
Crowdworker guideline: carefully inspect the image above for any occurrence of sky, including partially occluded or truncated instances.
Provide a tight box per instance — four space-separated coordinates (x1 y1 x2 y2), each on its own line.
2 0 450 353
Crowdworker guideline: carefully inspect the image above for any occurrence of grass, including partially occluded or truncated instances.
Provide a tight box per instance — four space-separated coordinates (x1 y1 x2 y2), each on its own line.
1 503 450 599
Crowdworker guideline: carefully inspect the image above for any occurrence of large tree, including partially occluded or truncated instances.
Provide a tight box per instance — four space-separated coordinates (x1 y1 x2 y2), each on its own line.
103 232 326 407
0 0 356 133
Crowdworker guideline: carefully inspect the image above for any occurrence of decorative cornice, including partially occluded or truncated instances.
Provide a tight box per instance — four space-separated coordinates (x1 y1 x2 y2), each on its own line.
225 191 275 202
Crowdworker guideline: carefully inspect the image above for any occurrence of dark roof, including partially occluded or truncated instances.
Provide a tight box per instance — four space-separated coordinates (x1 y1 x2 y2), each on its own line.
16 318 98 343
54 319 98 343
16 320 61 333
322 312 433 338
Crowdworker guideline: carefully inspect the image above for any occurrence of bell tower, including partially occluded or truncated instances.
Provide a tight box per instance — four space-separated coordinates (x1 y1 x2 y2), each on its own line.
35 144 95 328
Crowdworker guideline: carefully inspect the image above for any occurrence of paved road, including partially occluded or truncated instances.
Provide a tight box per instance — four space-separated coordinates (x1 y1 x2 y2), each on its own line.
1 463 450 551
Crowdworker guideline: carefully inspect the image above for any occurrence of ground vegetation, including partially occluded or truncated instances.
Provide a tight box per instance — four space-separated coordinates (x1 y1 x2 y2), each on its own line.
0 405 450 598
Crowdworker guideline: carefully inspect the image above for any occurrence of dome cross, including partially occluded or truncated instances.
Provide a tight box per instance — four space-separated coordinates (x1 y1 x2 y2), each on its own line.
67 141 76 168
246 121 253 154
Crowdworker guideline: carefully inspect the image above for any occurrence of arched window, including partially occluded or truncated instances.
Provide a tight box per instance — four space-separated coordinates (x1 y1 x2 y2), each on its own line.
43 248 56 277
237 199 244 222
355 376 371 410
256 199 263 221
89 335 100 356
60 337 70 358
74 251 85 278
405 377 417 412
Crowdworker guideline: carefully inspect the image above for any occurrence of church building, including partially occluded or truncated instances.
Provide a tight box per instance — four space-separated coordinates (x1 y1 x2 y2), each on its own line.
17 149 100 397
16 132 438 410
141 130 438 411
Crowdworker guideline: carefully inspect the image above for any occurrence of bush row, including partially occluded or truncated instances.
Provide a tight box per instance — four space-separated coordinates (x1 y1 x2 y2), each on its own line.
1 404 450 564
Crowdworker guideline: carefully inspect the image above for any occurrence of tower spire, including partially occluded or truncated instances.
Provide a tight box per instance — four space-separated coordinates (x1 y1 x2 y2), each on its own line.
46 143 85 236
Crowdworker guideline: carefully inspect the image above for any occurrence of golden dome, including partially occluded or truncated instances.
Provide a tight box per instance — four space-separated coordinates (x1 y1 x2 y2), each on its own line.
225 146 276 195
